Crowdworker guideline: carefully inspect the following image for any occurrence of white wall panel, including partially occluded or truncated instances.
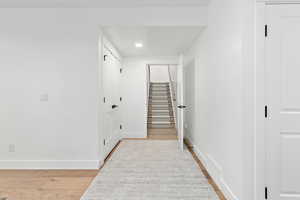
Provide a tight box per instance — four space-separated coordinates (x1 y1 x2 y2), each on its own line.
182 0 248 199
150 65 169 82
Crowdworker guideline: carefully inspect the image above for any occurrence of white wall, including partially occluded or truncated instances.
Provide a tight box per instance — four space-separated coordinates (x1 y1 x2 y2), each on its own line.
0 7 207 169
0 9 100 169
121 57 178 138
150 65 169 82
182 0 254 199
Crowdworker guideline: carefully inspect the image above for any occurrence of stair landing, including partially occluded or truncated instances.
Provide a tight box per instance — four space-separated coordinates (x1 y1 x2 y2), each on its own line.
148 128 177 140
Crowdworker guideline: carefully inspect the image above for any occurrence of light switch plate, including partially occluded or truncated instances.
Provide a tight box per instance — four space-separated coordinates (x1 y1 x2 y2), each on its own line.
184 123 188 129
40 94 48 102
8 144 15 152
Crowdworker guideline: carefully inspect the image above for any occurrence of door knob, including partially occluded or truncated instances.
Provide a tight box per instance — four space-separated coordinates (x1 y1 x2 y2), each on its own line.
112 104 118 109
177 105 186 109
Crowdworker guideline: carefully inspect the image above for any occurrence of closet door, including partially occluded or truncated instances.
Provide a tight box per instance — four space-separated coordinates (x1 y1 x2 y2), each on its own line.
177 63 184 151
102 48 121 159
266 4 300 200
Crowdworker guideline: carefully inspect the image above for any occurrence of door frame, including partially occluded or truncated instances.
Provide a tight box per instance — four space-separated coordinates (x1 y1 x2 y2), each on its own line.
97 31 105 167
146 63 179 139
177 55 184 151
255 2 267 200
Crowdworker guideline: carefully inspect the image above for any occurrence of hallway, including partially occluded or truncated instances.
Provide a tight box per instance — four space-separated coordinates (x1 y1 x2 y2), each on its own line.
2 2 300 200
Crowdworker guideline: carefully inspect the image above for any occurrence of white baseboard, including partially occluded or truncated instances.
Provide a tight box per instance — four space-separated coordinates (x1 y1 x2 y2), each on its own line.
0 160 102 170
186 136 239 200
122 131 147 139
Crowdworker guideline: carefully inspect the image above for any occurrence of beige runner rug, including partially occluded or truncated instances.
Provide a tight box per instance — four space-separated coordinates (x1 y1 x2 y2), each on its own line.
81 140 219 200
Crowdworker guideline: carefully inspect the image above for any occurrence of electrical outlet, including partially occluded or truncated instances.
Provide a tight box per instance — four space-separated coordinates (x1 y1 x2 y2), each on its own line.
8 144 15 152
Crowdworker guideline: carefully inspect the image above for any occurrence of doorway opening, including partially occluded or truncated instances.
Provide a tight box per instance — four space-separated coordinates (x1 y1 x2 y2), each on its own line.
147 64 178 140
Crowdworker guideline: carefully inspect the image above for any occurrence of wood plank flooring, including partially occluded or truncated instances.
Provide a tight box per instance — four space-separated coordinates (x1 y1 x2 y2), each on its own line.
0 170 98 200
184 139 227 200
147 128 177 140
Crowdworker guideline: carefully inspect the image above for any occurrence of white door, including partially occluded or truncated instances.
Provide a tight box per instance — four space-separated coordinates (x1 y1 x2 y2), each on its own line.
177 59 185 151
266 5 300 200
183 60 195 145
103 48 121 159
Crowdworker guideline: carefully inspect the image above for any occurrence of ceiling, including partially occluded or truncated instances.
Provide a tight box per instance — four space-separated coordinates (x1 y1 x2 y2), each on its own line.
102 26 204 57
0 0 210 8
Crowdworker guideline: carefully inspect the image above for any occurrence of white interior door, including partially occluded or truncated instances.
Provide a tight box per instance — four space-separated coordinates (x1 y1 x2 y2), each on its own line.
266 5 300 200
183 60 195 144
177 62 184 151
103 48 121 159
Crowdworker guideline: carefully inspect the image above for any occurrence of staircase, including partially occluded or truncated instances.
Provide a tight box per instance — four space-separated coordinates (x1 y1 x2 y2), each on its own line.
147 82 176 131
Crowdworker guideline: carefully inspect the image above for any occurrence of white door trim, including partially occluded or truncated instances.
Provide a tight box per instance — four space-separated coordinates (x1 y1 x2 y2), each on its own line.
255 2 267 200
98 30 105 166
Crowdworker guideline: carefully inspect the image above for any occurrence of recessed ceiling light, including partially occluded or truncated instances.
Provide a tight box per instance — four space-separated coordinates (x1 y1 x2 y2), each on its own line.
135 42 143 48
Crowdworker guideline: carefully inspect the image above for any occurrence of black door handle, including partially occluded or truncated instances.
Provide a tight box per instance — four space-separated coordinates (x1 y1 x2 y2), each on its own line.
112 104 118 109
178 105 187 109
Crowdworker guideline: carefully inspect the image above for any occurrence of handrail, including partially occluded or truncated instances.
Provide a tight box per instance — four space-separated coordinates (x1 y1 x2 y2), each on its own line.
168 65 177 129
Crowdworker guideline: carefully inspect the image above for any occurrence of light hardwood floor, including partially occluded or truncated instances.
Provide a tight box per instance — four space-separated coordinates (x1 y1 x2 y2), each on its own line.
0 170 98 200
147 128 177 140
184 139 227 200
